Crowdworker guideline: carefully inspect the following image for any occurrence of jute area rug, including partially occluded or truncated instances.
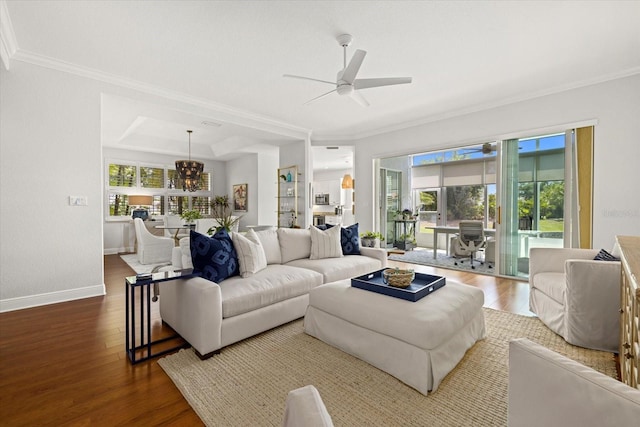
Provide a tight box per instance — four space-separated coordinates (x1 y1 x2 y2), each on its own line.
158 308 616 427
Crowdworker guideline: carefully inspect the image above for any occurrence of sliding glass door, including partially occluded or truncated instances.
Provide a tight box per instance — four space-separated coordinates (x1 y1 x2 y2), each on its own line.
497 134 567 277
380 168 402 247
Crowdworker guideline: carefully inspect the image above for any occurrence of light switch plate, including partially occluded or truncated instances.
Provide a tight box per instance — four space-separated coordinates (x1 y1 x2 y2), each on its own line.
69 196 88 206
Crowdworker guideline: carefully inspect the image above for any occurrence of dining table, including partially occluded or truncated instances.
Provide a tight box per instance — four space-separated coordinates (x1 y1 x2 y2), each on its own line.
154 224 195 245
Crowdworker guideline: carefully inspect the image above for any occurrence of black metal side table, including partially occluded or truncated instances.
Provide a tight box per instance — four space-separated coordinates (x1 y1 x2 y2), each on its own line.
125 269 197 364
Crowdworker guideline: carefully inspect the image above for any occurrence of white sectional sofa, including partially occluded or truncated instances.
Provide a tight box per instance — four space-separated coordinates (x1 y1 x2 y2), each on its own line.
159 226 387 359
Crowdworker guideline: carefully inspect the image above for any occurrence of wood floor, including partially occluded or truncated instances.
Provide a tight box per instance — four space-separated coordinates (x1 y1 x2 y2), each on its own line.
0 255 532 425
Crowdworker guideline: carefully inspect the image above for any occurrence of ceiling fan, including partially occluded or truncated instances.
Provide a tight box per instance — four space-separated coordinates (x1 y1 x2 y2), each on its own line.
283 34 412 107
462 143 497 155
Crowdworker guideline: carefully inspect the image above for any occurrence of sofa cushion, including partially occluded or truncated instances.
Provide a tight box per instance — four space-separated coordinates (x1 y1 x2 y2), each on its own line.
256 228 282 264
310 225 344 260
278 228 311 263
189 230 239 283
531 272 565 304
219 265 324 318
232 229 267 278
286 255 382 284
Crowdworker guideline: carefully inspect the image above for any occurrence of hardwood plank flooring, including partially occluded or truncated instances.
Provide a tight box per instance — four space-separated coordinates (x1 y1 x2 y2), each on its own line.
0 254 532 425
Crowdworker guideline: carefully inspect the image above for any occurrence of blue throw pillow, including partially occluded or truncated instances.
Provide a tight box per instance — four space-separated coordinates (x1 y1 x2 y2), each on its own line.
341 223 360 255
314 223 360 255
190 229 239 282
593 248 620 262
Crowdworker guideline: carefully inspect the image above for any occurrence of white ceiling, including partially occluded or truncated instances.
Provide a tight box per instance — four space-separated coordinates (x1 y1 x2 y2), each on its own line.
4 1 640 169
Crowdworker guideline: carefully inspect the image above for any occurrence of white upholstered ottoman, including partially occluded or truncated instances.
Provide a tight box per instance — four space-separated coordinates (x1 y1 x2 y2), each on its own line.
304 279 485 394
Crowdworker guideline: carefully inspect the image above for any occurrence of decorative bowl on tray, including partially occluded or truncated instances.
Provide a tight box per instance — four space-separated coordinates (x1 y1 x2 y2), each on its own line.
382 268 415 288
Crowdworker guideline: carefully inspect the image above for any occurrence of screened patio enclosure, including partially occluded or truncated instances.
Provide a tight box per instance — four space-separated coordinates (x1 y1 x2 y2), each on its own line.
376 129 592 279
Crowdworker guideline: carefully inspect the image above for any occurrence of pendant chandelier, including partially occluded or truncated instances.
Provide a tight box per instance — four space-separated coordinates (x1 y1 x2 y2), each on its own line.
175 130 204 192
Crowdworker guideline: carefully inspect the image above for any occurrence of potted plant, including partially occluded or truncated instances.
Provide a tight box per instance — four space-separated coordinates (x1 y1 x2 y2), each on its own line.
360 231 385 248
208 195 242 234
180 209 202 224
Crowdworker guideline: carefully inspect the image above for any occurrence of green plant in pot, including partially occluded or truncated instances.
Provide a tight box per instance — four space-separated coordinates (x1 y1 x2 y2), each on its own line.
208 195 241 234
180 209 202 224
360 231 384 248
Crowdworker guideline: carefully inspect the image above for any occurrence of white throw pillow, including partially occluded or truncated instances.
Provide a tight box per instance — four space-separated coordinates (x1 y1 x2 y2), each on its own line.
232 229 267 278
256 228 282 264
278 228 311 264
309 225 344 260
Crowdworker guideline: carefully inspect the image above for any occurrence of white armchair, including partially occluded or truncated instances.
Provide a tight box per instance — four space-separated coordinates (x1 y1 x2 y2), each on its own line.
529 247 621 352
133 218 174 265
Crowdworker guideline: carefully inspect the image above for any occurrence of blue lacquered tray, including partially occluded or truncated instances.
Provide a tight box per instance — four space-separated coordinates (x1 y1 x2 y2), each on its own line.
351 269 446 302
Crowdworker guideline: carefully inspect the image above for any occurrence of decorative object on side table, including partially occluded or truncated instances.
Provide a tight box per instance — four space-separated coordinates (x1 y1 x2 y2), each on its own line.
129 195 153 220
360 231 384 248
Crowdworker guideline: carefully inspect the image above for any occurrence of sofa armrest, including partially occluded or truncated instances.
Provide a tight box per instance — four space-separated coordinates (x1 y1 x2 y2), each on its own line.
283 385 334 427
529 248 598 283
159 276 223 356
564 259 621 351
359 247 388 268
508 338 640 427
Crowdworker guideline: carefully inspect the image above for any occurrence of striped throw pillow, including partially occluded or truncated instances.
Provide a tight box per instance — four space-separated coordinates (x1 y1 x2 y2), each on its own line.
309 224 344 260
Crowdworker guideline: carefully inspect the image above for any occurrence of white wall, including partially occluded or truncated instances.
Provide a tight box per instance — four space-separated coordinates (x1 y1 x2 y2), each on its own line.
256 148 279 227
1 61 106 310
354 74 640 250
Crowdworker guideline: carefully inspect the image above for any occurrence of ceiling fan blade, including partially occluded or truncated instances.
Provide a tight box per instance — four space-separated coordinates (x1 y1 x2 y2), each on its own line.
350 90 369 107
354 77 412 90
341 49 366 84
303 88 338 105
283 74 335 86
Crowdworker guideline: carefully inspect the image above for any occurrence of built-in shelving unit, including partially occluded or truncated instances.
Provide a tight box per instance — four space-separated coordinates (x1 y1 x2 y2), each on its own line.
277 165 301 228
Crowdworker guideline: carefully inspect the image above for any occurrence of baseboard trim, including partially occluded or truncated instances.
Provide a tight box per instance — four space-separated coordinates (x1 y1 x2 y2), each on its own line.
0 284 106 313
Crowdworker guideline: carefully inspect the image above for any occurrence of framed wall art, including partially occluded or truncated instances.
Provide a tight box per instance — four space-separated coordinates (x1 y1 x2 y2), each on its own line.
233 183 248 212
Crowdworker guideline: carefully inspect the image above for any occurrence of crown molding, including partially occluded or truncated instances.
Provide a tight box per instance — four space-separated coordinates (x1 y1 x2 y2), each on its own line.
11 48 311 140
0 0 18 70
313 66 640 142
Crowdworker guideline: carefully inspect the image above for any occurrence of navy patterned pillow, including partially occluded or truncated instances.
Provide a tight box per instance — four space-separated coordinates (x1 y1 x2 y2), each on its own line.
593 248 620 262
190 229 239 282
341 223 360 255
315 223 360 255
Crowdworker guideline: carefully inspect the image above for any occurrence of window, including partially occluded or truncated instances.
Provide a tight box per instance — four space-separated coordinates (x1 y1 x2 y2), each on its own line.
109 163 136 187
106 160 212 219
445 185 486 226
140 167 164 188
